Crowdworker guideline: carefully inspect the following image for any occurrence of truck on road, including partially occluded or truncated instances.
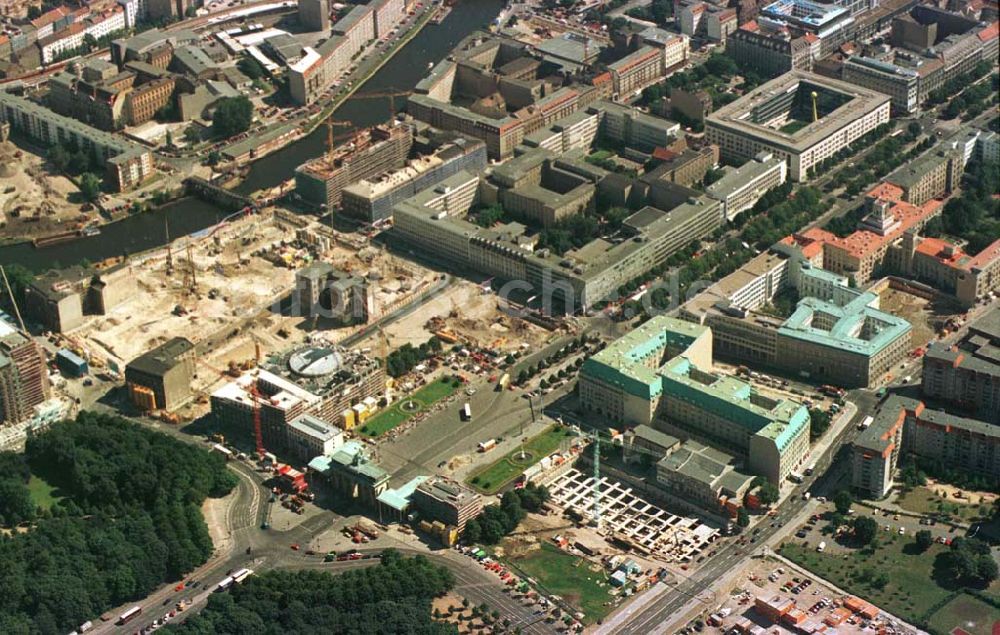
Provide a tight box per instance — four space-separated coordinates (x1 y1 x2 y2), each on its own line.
461 403 472 421
478 438 497 452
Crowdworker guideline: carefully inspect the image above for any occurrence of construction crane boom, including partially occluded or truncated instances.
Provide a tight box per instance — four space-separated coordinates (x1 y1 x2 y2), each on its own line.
197 358 267 460
349 87 412 115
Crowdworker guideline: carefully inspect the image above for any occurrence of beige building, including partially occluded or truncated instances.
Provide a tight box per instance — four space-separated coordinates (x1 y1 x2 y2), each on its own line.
706 72 891 181
706 152 787 222
412 476 483 532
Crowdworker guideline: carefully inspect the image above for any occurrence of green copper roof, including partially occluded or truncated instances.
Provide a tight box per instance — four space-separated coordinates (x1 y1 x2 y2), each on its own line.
779 292 912 357
581 316 709 399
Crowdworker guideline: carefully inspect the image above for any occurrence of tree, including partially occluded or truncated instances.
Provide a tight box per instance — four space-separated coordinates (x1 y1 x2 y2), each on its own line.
914 529 933 552
207 150 221 166
833 490 853 515
211 96 254 139
78 173 102 203
852 516 878 545
757 482 780 506
736 507 750 528
906 121 922 137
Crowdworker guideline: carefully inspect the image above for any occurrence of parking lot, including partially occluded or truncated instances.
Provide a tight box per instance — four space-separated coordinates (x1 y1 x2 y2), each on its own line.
706 558 918 635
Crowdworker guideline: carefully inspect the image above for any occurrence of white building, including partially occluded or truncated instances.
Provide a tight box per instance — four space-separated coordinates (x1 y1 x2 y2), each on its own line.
706 152 788 221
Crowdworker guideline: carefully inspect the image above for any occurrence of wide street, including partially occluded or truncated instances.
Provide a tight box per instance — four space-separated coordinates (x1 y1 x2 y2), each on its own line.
600 389 876 635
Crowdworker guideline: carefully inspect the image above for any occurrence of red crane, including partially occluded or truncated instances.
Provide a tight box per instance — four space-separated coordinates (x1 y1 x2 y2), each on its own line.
197 358 266 460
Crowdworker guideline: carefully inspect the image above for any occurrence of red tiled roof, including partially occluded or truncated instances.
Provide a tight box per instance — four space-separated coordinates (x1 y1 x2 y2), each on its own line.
740 20 760 32
966 238 1000 270
30 6 70 29
978 21 998 41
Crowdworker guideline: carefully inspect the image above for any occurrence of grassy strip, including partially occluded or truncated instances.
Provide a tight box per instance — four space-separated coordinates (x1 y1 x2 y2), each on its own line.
467 426 573 495
359 377 459 437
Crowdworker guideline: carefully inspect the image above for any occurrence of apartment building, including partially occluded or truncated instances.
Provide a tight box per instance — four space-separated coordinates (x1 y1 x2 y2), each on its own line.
851 396 907 499
921 313 1000 424
0 321 50 426
0 91 153 191
728 24 815 79
333 4 375 56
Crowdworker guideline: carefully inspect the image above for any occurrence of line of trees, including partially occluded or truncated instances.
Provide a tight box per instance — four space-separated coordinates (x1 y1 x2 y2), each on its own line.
0 412 237 632
169 550 455 634
386 336 443 378
463 484 550 545
922 160 1000 256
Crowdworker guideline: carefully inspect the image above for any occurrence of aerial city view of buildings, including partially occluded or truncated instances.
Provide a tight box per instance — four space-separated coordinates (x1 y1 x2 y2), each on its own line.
0 0 997 631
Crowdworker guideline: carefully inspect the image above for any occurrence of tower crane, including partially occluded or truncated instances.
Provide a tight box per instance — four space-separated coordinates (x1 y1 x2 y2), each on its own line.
348 88 412 116
197 358 267 460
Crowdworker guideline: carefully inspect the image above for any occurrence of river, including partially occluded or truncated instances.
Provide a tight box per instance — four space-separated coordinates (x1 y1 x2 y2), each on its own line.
236 0 504 193
0 0 503 272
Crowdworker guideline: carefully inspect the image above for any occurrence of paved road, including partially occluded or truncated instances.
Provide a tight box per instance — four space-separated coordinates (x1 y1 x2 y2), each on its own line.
604 394 873 635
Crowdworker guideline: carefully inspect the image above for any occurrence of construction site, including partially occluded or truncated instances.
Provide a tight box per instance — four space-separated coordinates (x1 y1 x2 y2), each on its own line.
545 468 720 564
350 279 557 356
0 125 92 244
66 206 440 415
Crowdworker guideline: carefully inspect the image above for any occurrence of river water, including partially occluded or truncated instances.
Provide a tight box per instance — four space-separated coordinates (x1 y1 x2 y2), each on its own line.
0 0 503 272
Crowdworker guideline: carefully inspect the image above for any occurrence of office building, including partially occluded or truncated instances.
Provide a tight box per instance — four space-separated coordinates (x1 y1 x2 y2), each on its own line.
579 316 810 484
842 56 920 114
706 152 787 221
47 58 175 130
728 23 816 79
342 132 487 222
903 236 1000 308
394 167 722 312
648 145 719 188
608 46 665 97
295 121 413 209
412 476 483 532
287 413 344 462
706 71 891 181
295 263 370 324
0 321 50 426
0 91 153 191
125 337 195 412
680 248 912 388
758 0 855 55
656 439 754 515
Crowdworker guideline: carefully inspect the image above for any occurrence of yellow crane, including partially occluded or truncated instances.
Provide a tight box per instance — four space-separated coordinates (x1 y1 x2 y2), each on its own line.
348 88 412 116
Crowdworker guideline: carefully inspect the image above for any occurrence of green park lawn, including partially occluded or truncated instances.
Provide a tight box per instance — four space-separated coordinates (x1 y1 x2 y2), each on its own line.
926 593 999 635
359 377 458 437
780 535 1000 628
895 486 992 524
506 543 614 624
467 426 573 495
27 474 63 510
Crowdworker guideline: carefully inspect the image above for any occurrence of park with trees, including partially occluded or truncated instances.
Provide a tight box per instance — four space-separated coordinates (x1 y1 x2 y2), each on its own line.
171 550 455 634
0 412 236 633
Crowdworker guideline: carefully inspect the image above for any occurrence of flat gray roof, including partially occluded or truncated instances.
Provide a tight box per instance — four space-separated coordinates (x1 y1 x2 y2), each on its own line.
706 71 891 154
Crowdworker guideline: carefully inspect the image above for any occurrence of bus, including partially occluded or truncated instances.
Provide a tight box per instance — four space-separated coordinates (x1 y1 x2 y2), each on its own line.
117 607 142 625
216 576 235 592
232 568 254 584
461 403 472 421
497 373 510 391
